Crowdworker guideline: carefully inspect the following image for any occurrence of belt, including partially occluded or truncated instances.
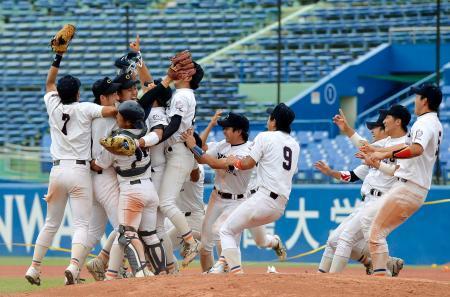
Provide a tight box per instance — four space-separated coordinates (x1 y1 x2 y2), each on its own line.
185 212 191 217
129 178 152 185
97 170 103 174
397 177 408 183
214 187 245 200
250 189 257 195
369 189 383 197
257 187 279 200
53 160 86 166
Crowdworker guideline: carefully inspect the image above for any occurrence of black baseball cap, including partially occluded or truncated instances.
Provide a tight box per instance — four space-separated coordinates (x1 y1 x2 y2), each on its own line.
266 103 295 133
190 62 204 90
218 112 250 132
92 77 121 100
410 83 442 111
113 73 139 90
385 104 411 127
366 109 388 130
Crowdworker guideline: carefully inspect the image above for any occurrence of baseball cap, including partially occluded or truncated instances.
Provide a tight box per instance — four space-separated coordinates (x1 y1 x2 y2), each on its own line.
190 62 204 90
218 112 250 132
118 100 145 129
57 75 81 103
266 103 296 133
113 73 139 90
92 77 121 100
366 109 388 130
385 104 411 127
410 83 442 111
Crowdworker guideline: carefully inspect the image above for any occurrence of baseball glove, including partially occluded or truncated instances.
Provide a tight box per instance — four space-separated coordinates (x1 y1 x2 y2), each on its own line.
167 50 196 80
50 24 76 53
100 134 137 156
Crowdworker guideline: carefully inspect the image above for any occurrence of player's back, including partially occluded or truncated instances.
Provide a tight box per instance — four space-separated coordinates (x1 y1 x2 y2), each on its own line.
45 91 102 160
253 131 299 198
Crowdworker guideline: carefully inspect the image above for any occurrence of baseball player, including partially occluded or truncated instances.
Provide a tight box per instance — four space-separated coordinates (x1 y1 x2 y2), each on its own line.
83 78 123 281
25 52 117 286
315 108 406 275
201 103 299 274
90 101 161 279
360 83 443 276
153 61 204 267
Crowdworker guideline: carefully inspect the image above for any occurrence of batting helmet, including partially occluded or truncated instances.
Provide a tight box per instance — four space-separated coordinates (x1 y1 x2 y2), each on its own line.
118 100 145 129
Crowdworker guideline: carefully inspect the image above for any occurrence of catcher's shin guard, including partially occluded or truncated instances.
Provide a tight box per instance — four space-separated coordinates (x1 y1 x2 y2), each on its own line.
139 230 168 275
118 225 148 276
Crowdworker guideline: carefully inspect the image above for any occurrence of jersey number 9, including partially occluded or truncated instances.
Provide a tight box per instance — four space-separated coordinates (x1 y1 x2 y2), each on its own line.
283 146 292 170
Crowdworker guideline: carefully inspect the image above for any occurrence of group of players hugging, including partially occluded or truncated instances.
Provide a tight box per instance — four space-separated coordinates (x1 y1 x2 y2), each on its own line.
25 24 443 286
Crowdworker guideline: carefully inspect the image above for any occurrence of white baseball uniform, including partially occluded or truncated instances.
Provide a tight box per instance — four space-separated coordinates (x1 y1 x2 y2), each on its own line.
157 88 197 239
201 140 254 252
165 165 205 250
33 91 103 263
369 112 443 275
85 117 120 250
219 130 300 272
327 135 406 273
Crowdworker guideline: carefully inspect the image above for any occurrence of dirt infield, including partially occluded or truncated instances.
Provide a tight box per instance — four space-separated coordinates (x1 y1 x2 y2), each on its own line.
7 265 450 297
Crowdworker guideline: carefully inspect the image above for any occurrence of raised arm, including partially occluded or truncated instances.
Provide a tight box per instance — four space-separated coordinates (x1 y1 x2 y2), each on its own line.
46 53 64 93
200 110 222 146
129 35 152 85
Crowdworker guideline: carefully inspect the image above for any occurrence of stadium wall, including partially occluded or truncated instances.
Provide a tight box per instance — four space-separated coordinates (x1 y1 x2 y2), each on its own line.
0 183 448 265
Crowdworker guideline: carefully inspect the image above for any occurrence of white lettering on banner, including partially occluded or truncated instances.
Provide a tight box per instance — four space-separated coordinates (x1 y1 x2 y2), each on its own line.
330 198 361 224
0 195 14 251
285 198 319 250
242 223 275 249
16 194 45 252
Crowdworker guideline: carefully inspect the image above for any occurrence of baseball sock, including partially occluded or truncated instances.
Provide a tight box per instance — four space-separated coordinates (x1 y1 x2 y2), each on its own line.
329 255 349 273
222 248 241 273
107 243 124 278
70 243 86 269
31 244 48 269
100 230 117 262
170 212 193 243
318 247 334 273
199 248 214 272
181 231 196 245
98 249 110 266
372 252 389 276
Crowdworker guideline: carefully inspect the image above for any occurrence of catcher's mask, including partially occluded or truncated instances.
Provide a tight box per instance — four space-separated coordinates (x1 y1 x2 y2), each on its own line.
57 75 81 104
115 52 143 76
118 100 146 129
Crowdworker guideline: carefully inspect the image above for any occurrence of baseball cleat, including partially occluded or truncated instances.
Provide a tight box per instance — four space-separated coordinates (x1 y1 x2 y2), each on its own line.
364 260 373 275
207 261 228 274
387 257 404 277
181 239 199 267
25 266 41 286
64 264 80 285
273 235 287 261
134 266 154 278
86 257 106 281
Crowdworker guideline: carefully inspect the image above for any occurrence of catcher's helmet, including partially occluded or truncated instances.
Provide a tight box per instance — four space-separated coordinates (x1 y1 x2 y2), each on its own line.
118 100 145 129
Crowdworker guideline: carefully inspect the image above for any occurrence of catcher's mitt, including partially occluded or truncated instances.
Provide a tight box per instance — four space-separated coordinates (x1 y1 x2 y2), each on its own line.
100 134 137 157
50 24 76 53
167 50 196 80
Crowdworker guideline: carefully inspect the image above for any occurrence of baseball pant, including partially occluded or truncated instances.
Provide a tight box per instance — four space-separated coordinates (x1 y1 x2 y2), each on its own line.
35 160 93 261
166 210 205 250
202 190 246 252
369 180 427 275
219 187 287 271
86 168 119 249
158 143 195 237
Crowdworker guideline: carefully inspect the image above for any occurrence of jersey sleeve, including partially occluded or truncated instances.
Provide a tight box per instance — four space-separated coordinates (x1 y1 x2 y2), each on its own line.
149 110 169 129
248 133 265 163
44 91 61 111
352 164 369 180
167 93 189 118
95 148 115 169
79 102 104 120
205 141 219 157
410 121 433 149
